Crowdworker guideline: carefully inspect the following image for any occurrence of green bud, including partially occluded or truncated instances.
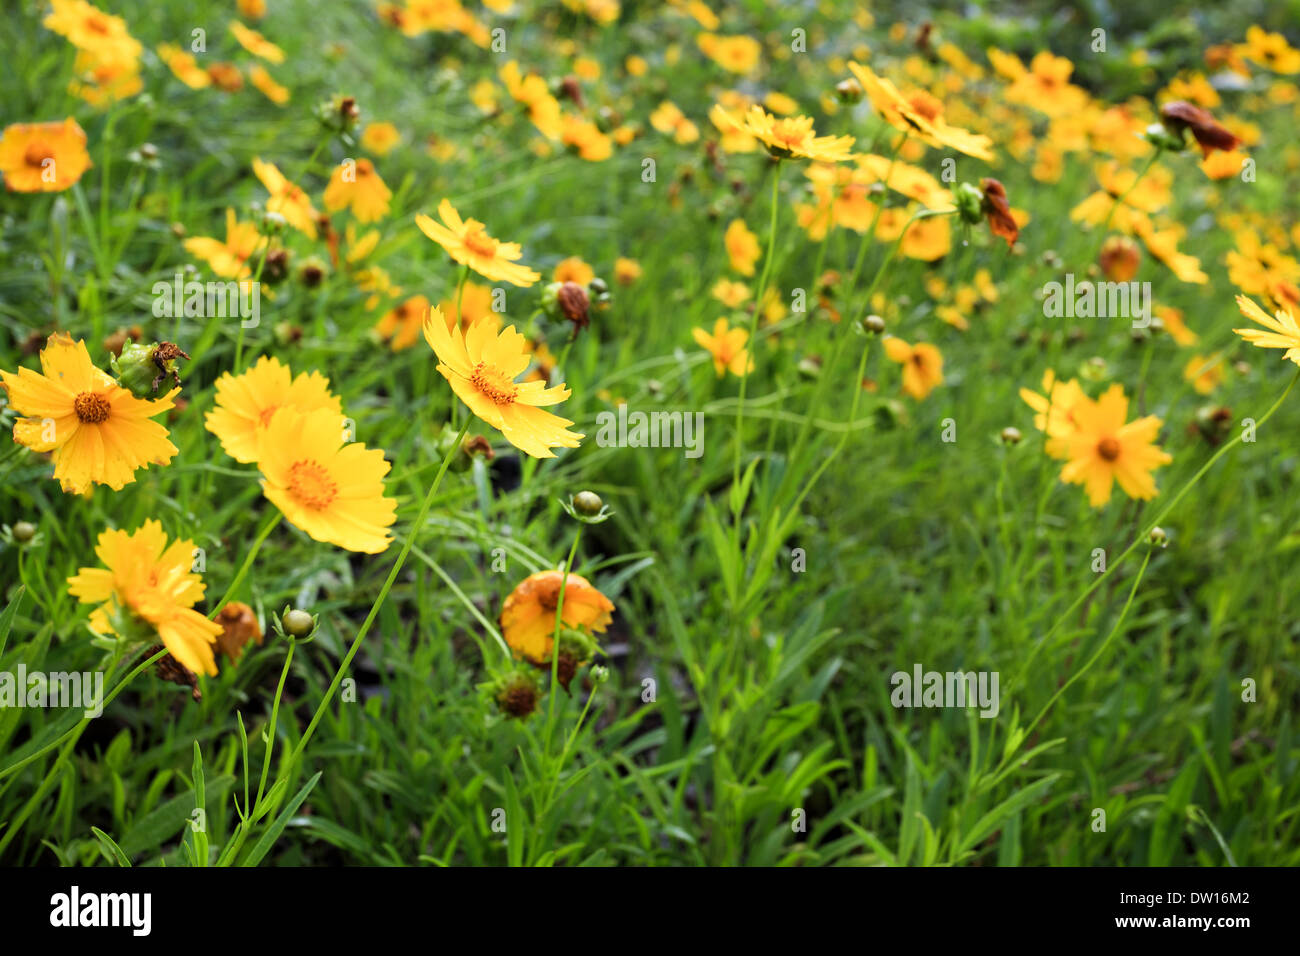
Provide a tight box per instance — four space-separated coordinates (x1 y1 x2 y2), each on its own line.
954 182 984 226
12 521 37 543
282 608 315 637
111 341 190 398
572 490 604 515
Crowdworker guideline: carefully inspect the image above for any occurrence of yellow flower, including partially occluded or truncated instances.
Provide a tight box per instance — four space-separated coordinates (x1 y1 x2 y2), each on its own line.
693 318 753 378
248 64 289 105
650 101 700 144
1233 294 1300 364
69 49 142 106
1183 354 1224 394
252 157 318 237
374 295 433 351
423 309 583 458
230 20 285 63
500 61 564 139
258 406 397 554
416 199 540 286
883 337 943 399
711 279 750 307
500 570 614 664
989 49 1090 117
614 257 642 284
1134 219 1207 285
560 114 613 161
1046 384 1171 508
323 158 392 223
848 61 994 160
44 0 141 67
1020 369 1086 437
716 105 854 162
724 218 761 276
184 208 262 279
360 122 402 156
0 334 178 494
68 521 223 677
1239 25 1300 74
157 43 211 89
1156 305 1198 346
0 118 92 193
697 33 761 74
554 256 595 285
205 356 342 464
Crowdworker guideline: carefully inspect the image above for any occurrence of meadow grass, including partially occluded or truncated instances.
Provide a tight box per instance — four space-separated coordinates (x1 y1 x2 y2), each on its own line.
1 0 1298 867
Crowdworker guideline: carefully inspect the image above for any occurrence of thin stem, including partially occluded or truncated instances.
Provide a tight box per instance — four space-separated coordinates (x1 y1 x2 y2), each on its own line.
285 419 470 766
210 511 282 618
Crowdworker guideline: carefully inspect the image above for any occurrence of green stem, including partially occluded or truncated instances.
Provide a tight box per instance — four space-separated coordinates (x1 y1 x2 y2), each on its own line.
210 512 282 618
284 419 470 766
1013 366 1300 689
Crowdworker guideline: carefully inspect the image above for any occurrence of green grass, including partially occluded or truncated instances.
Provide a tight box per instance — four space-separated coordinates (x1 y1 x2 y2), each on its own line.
1 0 1298 866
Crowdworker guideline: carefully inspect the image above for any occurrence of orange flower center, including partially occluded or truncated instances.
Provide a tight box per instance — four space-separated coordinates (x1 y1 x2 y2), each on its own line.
1097 437 1121 461
73 391 111 424
907 91 942 122
470 361 518 405
768 121 808 149
85 13 111 34
287 459 338 509
258 404 280 427
24 143 54 168
462 226 498 258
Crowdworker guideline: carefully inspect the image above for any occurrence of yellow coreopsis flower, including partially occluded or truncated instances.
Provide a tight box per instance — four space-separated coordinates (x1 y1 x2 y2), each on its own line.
1020 369 1087 437
249 64 290 105
374 294 433 351
1047 384 1171 508
883 337 943 399
423 308 583 457
44 0 141 67
693 318 753 378
500 570 615 664
614 257 642 284
554 257 595 285
68 521 223 677
184 208 262 279
0 334 178 494
230 20 285 63
697 33 761 74
725 219 760 276
716 105 854 162
252 157 318 237
1233 294 1300 364
323 158 392 223
205 356 342 464
0 118 92 193
848 61 994 160
416 199 540 286
360 122 402 156
157 43 212 89
1183 354 1224 394
258 405 397 553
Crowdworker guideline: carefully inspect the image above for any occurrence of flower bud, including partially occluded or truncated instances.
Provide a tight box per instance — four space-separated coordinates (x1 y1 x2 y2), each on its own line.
1000 426 1022 446
572 490 603 515
835 77 863 103
1148 526 1168 547
11 521 36 543
111 341 191 398
863 314 886 334
953 182 984 226
281 608 315 637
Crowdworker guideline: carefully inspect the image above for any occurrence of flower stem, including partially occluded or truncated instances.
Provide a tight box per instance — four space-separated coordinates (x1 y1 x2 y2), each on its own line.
210 511 282 619
285 418 469 766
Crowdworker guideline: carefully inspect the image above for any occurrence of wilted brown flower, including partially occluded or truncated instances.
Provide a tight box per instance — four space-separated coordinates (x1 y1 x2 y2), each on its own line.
1159 101 1241 157
980 178 1019 247
215 601 264 663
